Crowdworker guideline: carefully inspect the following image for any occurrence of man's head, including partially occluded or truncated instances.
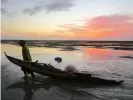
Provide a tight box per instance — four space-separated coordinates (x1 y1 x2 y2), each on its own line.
18 40 26 46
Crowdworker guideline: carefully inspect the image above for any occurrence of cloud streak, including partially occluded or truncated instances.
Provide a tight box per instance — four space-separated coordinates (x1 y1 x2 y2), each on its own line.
23 6 43 15
1 0 8 14
1 8 8 14
61 14 133 40
1 0 8 4
23 0 75 15
2 0 75 16
45 0 74 12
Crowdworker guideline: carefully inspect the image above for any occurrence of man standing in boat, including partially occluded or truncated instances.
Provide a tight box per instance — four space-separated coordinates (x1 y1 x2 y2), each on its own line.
18 40 35 79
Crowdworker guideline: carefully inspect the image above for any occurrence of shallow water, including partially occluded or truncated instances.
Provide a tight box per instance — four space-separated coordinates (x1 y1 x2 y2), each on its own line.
1 44 133 100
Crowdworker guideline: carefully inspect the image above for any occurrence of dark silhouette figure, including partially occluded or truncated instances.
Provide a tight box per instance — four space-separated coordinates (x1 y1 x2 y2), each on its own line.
18 40 35 78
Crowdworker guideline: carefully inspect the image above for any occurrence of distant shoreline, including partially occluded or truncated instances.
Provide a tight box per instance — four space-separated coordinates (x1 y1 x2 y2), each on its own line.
1 40 133 46
1 40 133 43
1 40 133 51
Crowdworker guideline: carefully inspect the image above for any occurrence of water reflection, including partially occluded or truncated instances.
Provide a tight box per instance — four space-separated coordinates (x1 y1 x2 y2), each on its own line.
1 44 62 58
82 48 133 60
6 78 59 100
6 77 116 100
2 44 133 100
2 44 133 62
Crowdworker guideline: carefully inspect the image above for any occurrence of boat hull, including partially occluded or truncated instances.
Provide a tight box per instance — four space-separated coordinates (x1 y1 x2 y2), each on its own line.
5 52 124 85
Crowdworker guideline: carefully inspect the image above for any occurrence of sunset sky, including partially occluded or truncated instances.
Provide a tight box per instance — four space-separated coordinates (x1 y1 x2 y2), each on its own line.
1 0 133 40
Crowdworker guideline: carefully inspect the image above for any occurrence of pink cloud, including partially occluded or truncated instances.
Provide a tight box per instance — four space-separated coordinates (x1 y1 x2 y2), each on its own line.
61 14 133 40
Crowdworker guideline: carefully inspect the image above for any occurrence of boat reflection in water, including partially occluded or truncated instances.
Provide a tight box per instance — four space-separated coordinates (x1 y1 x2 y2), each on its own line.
6 77 122 100
6 78 58 100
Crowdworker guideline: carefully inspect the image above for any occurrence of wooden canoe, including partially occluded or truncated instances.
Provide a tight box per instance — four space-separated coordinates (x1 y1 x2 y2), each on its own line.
5 52 124 85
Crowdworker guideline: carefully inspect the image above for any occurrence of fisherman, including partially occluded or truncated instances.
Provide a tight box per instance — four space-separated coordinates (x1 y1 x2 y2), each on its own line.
18 40 35 79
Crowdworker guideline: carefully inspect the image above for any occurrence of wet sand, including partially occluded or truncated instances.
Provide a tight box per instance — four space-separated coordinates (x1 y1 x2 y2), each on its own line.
1 44 133 100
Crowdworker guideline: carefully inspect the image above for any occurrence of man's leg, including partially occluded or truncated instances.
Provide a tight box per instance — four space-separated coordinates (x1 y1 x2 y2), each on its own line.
28 63 35 78
23 69 28 79
31 72 35 78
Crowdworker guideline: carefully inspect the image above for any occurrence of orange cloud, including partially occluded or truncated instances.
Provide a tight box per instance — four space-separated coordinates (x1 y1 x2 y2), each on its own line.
62 14 133 40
